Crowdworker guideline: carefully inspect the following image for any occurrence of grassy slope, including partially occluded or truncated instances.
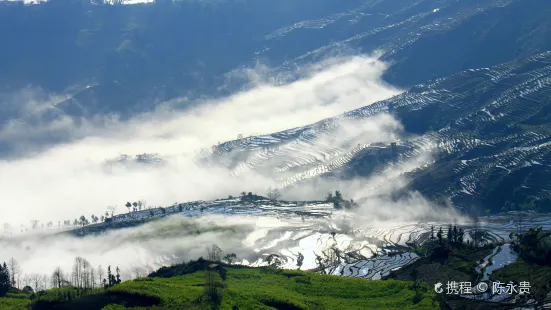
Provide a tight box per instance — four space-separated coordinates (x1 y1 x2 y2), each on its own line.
26 267 439 310
0 293 31 310
5 246 551 309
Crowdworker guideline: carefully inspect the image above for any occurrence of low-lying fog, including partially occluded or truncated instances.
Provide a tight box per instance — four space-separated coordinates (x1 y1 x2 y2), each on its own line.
0 53 475 287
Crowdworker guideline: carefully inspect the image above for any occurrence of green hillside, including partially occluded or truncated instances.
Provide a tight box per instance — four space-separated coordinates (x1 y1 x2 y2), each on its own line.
6 265 438 310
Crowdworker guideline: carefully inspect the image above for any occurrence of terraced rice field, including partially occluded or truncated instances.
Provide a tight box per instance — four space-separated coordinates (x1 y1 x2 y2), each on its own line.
104 199 551 277
198 51 551 211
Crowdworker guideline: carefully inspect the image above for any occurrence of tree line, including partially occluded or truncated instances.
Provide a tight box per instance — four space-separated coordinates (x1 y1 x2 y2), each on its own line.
326 190 359 210
3 190 362 235
0 257 122 298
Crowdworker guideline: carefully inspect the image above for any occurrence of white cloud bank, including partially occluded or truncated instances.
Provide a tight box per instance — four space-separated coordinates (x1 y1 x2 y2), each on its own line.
0 55 403 227
0 53 478 286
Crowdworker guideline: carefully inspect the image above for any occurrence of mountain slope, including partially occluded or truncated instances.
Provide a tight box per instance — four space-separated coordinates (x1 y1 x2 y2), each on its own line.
262 0 551 87
2 0 551 117
204 51 551 211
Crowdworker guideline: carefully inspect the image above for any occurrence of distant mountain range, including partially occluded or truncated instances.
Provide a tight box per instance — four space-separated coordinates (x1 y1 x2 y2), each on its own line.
1 0 550 116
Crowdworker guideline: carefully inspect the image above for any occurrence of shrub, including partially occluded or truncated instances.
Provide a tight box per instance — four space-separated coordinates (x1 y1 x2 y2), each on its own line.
294 276 312 284
280 270 304 278
413 291 424 304
260 266 280 274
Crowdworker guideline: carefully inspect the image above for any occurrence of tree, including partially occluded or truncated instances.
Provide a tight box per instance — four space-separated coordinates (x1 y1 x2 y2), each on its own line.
7 258 20 288
223 253 237 264
22 274 31 289
72 258 83 289
204 264 221 304
22 286 33 294
453 225 458 243
29 273 44 292
51 267 64 289
0 262 10 297
132 201 138 212
116 267 121 284
266 187 282 201
206 244 223 262
71 257 93 289
107 206 117 217
430 225 435 240
447 225 452 242
315 254 327 274
90 266 97 289
330 190 343 209
325 192 333 202
107 266 114 287
97 265 105 289
265 254 285 268
125 202 132 213
297 252 304 270
325 246 341 268
437 227 443 244
458 228 464 244
131 266 146 278
334 190 343 201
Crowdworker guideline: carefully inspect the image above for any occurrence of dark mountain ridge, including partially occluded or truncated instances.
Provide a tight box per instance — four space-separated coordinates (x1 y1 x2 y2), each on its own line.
1 0 550 117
